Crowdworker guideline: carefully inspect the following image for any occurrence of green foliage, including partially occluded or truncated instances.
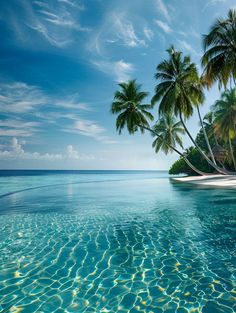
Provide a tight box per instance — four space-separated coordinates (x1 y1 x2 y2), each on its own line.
170 88 236 175
111 80 153 134
196 125 216 152
212 88 236 169
202 9 236 88
152 113 185 154
152 45 204 119
169 158 191 175
169 147 214 175
213 88 236 141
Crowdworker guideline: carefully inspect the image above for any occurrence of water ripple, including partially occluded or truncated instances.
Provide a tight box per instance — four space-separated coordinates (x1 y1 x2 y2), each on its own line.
0 177 235 313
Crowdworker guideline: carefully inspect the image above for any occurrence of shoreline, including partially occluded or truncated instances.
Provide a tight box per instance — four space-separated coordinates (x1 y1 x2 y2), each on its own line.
172 174 236 188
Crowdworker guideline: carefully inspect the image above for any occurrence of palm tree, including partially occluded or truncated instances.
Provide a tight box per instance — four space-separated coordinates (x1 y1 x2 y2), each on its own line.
152 114 206 175
203 111 219 145
111 80 206 175
197 105 217 165
202 9 236 88
152 114 184 154
213 88 236 170
152 46 228 175
111 80 154 134
152 46 204 118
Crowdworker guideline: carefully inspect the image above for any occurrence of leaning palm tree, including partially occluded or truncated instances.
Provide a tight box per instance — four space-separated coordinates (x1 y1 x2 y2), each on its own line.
213 88 236 170
111 80 206 175
152 114 206 175
203 111 219 145
111 80 154 134
197 104 217 165
152 46 228 175
202 9 236 88
152 114 184 154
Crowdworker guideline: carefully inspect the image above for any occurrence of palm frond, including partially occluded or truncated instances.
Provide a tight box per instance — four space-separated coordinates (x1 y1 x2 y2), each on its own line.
153 45 204 120
111 80 153 135
202 9 236 87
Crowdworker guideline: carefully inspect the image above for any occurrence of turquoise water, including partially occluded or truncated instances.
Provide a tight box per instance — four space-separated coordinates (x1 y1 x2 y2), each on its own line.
0 170 235 313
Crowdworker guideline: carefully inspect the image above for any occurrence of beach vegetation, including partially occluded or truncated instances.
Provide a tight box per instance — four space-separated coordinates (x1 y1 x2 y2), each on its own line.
111 9 236 176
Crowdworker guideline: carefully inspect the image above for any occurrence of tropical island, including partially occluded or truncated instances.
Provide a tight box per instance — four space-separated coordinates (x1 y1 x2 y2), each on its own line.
0 3 236 313
111 9 236 186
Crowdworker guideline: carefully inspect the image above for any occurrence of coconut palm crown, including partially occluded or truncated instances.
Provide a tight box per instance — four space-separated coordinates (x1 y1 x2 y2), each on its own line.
202 9 236 88
212 88 236 169
111 80 154 134
152 114 185 155
213 88 236 141
152 46 204 119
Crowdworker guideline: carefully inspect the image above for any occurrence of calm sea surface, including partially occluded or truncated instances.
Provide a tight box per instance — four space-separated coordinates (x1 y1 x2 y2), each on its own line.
0 170 235 313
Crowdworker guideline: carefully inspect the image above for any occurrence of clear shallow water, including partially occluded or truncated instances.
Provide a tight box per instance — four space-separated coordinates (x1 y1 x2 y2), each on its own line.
0 171 235 313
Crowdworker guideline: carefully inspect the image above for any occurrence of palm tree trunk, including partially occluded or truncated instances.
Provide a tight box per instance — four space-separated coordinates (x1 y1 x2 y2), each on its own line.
141 125 207 176
197 105 216 165
179 112 231 175
173 149 207 176
219 161 227 170
229 137 236 171
213 132 218 145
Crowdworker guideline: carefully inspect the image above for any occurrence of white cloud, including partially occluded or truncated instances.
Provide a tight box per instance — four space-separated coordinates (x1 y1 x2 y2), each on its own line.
0 82 90 114
4 0 89 49
0 80 116 144
0 119 40 137
93 59 135 82
144 27 154 41
0 82 47 113
87 12 146 55
35 112 79 123
55 94 90 110
114 60 135 82
112 13 146 48
63 118 119 144
202 0 226 11
12 138 24 154
66 144 80 159
64 118 105 138
66 144 95 160
74 119 105 136
38 8 87 31
156 0 171 21
33 1 49 9
0 81 95 141
57 0 85 10
177 28 200 39
178 40 200 56
0 129 34 137
155 20 172 33
0 120 40 129
0 138 94 161
28 23 72 48
177 30 187 37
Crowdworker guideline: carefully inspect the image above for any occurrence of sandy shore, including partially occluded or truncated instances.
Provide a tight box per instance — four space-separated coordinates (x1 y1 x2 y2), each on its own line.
172 174 236 188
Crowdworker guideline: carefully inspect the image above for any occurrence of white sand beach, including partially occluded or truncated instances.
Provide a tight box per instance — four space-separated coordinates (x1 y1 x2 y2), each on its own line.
172 175 236 188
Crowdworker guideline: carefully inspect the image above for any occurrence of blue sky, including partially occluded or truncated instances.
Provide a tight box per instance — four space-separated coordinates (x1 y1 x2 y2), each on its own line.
0 0 235 170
